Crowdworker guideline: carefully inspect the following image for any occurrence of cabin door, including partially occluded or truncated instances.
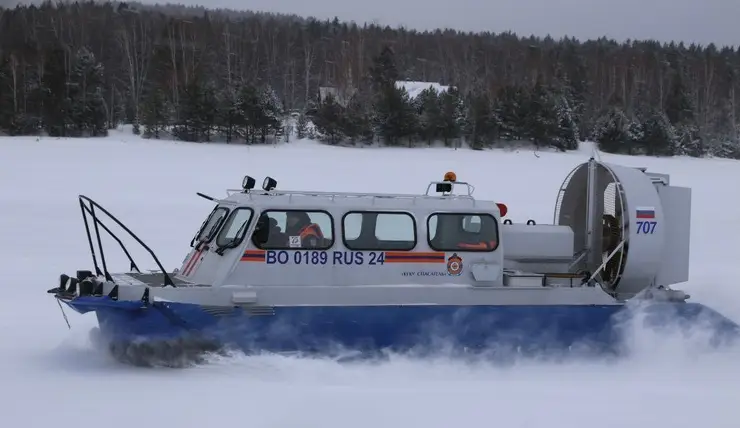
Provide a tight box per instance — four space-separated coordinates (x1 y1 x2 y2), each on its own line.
180 206 256 285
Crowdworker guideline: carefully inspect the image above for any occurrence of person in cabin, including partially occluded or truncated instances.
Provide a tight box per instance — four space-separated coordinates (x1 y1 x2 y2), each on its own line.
456 215 498 250
251 214 271 247
285 211 324 248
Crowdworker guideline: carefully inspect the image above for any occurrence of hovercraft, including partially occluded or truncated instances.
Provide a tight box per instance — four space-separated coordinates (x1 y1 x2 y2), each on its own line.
48 159 740 366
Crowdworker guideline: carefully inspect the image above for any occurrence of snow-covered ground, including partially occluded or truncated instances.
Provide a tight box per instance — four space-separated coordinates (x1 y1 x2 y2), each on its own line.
2 129 740 428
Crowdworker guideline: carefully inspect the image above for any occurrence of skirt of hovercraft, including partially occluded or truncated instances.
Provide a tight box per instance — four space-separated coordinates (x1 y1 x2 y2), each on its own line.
89 327 227 368
75 296 740 367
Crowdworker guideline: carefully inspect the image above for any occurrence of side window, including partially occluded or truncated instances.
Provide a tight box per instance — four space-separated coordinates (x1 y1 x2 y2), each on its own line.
343 211 416 251
216 207 254 248
195 207 229 244
252 210 334 250
427 213 498 252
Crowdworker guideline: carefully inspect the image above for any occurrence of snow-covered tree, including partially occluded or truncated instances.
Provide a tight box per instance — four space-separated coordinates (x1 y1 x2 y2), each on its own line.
551 92 580 150
439 87 465 146
415 86 441 145
236 83 284 144
494 85 529 141
593 107 631 153
173 79 217 142
526 82 559 149
215 83 242 143
638 111 677 156
371 84 417 145
463 91 499 149
312 93 344 144
295 111 309 139
68 47 107 137
341 92 373 143
141 88 170 139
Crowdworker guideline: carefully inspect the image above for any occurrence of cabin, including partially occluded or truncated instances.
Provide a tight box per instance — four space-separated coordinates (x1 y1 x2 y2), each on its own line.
176 173 577 289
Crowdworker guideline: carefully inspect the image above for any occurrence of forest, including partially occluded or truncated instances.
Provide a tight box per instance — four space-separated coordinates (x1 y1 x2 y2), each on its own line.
0 1 739 158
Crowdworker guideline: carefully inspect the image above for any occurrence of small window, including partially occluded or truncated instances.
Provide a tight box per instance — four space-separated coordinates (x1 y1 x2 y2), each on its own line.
216 207 254 248
195 207 229 244
252 210 334 250
427 213 498 252
343 211 417 251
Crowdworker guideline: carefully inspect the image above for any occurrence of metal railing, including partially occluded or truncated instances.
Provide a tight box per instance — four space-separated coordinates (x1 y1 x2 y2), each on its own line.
78 195 175 287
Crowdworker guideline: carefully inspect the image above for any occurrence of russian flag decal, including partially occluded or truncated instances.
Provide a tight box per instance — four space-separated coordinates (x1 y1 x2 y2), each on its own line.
635 206 655 219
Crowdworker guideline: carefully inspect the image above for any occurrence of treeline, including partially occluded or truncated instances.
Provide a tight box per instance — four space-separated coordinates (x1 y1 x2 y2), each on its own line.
0 1 738 158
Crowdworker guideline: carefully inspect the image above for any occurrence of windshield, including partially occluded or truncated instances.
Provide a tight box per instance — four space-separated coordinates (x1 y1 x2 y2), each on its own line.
194 206 229 244
216 207 254 248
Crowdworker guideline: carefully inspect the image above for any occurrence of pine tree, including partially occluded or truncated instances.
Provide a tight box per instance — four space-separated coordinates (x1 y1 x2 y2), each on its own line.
625 117 645 155
594 107 630 153
665 70 702 156
238 84 261 143
215 83 242 143
665 70 694 126
372 84 417 145
638 111 677 156
464 92 498 149
551 91 580 150
713 137 740 159
68 47 107 137
141 88 169 139
495 85 529 141
312 93 344 144
369 45 399 91
554 41 589 133
341 93 373 143
256 85 284 142
173 80 216 142
673 123 702 157
525 82 558 149
415 86 442 145
439 87 465 147
296 111 309 139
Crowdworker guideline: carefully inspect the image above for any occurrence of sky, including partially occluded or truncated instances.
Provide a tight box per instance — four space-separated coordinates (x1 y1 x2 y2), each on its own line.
159 0 738 47
2 0 736 46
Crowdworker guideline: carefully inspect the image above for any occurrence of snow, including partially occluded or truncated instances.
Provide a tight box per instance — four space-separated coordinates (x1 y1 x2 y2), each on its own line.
395 80 452 99
2 128 740 427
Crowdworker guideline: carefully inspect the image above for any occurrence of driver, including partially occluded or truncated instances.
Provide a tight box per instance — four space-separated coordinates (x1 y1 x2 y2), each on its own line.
251 214 270 247
285 211 324 248
456 215 497 250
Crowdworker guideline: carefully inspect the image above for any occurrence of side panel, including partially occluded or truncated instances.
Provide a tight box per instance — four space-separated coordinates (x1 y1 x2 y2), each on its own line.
135 277 619 307
227 207 505 287
232 249 499 287
655 185 691 286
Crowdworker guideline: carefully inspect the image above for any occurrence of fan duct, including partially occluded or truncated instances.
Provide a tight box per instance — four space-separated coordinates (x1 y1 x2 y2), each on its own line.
554 160 628 291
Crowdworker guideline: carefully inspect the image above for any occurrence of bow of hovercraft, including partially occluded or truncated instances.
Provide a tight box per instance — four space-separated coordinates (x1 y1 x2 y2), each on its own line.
48 271 228 367
45 195 239 366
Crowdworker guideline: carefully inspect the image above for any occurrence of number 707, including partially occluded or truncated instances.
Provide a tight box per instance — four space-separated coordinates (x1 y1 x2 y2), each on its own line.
636 221 656 234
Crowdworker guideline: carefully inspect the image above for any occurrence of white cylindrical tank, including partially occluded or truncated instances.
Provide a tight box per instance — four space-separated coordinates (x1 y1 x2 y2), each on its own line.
501 223 574 273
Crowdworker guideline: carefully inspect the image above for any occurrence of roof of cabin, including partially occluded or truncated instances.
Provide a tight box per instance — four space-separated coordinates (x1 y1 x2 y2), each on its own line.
219 188 499 211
